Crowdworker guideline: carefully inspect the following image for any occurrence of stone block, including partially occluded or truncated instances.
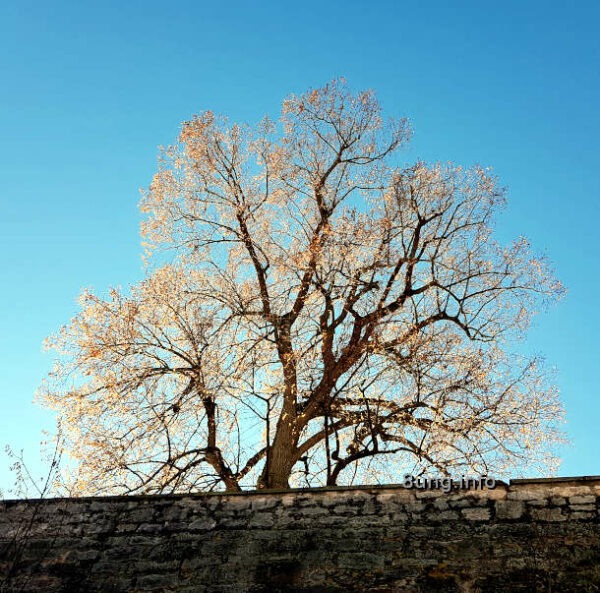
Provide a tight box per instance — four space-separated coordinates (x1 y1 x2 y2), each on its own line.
332 504 355 515
336 551 385 570
404 502 425 513
527 499 548 507
461 507 491 521
376 490 413 504
433 498 449 510
530 507 567 522
570 511 596 520
247 513 275 528
279 493 298 507
448 498 472 508
496 501 525 520
435 510 460 521
569 495 597 505
222 497 252 512
569 504 596 512
414 489 444 499
251 497 279 511
507 488 546 501
552 486 593 497
319 491 347 507
189 517 217 531
465 486 507 500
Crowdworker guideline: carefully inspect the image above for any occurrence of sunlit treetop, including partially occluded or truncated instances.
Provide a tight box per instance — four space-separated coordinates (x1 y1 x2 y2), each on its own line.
40 80 565 495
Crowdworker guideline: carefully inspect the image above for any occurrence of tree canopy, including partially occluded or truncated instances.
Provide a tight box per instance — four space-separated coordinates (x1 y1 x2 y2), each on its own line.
39 80 565 494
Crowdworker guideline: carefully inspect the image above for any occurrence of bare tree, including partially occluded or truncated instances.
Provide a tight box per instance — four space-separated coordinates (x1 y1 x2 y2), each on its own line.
38 80 564 493
1 433 66 592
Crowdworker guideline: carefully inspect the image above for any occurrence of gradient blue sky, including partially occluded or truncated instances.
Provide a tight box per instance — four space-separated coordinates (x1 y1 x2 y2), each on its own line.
1 1 599 491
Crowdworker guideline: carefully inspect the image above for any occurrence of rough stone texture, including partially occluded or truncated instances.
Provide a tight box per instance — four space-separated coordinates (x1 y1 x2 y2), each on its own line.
1 476 599 592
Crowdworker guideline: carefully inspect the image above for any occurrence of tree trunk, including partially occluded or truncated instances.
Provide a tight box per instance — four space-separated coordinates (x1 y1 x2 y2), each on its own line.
258 399 298 489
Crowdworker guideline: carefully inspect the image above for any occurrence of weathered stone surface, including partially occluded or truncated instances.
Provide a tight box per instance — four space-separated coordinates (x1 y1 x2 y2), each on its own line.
570 503 596 512
506 488 544 501
495 500 525 520
461 507 491 521
530 507 567 522
188 517 217 531
1 477 599 592
553 485 593 497
550 496 567 506
569 494 596 505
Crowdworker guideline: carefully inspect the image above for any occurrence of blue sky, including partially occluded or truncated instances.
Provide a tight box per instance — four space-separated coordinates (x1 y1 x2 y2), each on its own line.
1 0 599 491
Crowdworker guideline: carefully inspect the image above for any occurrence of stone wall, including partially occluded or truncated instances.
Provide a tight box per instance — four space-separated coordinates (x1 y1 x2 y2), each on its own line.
1 476 600 592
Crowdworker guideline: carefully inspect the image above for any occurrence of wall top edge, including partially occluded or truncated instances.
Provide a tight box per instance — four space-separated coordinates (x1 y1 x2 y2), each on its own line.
509 475 600 485
2 475 599 505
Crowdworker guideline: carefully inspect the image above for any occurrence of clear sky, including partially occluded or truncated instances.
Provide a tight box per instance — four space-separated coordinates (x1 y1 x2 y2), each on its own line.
1 0 599 492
